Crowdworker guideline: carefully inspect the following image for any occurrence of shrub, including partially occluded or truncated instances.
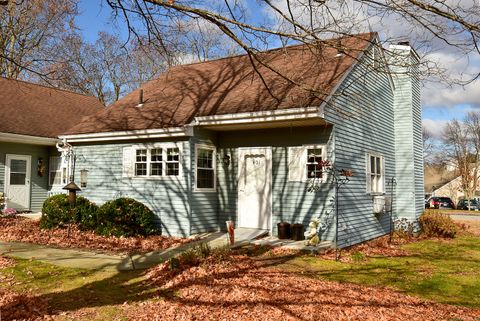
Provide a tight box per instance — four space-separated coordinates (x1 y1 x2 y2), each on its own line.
419 211 457 238
40 194 98 229
95 197 158 237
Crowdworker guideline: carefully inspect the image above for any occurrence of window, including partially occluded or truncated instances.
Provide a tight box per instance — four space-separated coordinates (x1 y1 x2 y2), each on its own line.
288 145 327 182
135 149 148 176
166 148 180 176
150 148 162 176
367 153 384 194
196 145 215 190
306 147 324 179
49 156 68 186
128 145 181 178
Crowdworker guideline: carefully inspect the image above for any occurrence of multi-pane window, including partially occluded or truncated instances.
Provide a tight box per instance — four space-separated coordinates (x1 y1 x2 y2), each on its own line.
135 149 148 176
196 146 215 190
166 148 180 176
133 147 181 178
49 156 68 186
150 148 162 176
306 148 323 179
367 153 384 193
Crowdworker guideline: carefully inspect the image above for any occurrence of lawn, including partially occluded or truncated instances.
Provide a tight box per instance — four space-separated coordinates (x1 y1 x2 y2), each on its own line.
280 235 480 308
1 233 480 320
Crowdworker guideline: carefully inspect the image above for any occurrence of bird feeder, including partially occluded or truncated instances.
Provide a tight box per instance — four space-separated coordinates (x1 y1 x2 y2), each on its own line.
63 181 81 207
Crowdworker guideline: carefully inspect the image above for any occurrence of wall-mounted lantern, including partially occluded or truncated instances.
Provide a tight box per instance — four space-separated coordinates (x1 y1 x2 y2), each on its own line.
37 157 45 177
223 154 231 166
80 169 88 188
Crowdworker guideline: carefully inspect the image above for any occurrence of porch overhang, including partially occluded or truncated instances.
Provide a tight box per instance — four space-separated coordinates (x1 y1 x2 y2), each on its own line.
193 106 329 131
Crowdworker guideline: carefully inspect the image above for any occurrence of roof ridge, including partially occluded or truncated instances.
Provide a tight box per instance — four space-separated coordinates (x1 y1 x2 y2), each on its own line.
0 76 101 101
168 32 377 71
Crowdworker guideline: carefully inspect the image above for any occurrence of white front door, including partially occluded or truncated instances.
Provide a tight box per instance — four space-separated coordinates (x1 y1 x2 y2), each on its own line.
237 147 272 230
5 154 31 210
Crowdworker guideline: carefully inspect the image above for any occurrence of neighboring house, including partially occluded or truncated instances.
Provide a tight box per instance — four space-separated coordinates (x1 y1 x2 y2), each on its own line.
424 164 457 197
52 32 423 247
0 78 104 211
432 175 480 204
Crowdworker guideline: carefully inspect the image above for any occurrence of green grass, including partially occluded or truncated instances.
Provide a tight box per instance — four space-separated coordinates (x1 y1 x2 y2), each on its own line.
279 236 480 308
0 258 151 320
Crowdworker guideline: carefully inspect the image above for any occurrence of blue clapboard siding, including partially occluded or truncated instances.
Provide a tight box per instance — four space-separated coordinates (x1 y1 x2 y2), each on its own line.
323 48 396 247
189 128 219 235
0 142 50 211
390 48 424 222
217 126 335 240
72 139 191 237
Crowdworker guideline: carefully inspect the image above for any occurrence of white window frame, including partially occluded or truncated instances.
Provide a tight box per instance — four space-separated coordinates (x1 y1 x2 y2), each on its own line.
366 152 385 195
131 143 182 179
288 144 327 183
48 156 69 186
195 144 216 192
305 145 327 182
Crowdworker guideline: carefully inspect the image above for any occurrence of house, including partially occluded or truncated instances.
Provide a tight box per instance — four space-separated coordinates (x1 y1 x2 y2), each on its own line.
2 32 424 248
55 32 424 247
0 78 104 211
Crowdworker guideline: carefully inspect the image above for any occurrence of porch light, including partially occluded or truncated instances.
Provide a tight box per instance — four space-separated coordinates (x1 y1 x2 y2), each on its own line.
80 169 88 188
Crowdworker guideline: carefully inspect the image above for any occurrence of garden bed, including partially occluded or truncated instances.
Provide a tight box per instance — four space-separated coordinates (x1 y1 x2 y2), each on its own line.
0 217 193 255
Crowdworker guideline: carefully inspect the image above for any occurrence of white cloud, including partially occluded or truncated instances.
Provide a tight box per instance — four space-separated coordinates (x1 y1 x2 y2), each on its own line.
262 0 480 111
423 118 448 139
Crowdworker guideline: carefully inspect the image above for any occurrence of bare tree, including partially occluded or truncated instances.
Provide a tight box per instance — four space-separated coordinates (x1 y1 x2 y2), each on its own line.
46 32 171 105
101 0 480 91
443 112 480 201
0 0 78 79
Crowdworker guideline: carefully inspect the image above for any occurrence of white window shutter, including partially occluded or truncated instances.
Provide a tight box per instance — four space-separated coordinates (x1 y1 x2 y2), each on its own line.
288 146 306 182
122 146 135 178
366 153 371 193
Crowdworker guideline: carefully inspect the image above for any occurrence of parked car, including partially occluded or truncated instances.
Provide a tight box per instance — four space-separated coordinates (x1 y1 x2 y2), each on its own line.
426 196 455 209
456 199 480 211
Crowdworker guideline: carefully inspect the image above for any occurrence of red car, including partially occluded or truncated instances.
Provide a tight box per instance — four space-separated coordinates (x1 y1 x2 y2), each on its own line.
426 197 455 209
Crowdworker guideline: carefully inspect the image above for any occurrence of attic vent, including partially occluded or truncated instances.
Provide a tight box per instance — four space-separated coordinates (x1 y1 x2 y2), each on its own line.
136 89 144 107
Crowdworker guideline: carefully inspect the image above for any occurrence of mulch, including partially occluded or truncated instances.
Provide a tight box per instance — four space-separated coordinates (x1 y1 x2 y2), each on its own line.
0 217 193 255
125 253 480 321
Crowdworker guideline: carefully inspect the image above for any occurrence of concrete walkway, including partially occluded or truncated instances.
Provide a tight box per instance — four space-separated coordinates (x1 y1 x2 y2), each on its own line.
0 228 268 271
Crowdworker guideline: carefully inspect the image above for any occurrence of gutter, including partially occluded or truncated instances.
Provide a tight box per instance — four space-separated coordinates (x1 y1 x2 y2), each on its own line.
60 106 325 143
193 106 323 126
59 127 192 143
0 132 58 146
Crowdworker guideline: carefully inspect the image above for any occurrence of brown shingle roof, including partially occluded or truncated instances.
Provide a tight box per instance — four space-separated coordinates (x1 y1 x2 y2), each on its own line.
64 32 375 135
0 78 104 138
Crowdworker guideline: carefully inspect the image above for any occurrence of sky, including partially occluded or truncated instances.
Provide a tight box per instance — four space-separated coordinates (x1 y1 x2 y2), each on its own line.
75 0 480 137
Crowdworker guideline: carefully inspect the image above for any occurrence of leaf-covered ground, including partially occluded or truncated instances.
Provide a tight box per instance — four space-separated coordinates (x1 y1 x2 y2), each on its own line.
124 252 480 321
1 237 480 320
0 216 192 254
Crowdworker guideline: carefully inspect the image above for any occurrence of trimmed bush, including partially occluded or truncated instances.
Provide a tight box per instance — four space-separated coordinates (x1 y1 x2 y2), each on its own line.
419 211 457 238
40 194 98 229
95 197 158 237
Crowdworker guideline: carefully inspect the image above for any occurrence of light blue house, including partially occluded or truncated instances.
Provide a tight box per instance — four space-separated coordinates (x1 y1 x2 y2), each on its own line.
2 32 424 248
